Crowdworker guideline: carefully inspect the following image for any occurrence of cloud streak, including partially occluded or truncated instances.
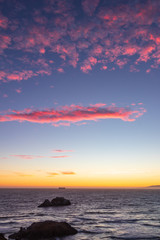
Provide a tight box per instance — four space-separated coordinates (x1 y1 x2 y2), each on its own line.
47 172 59 176
11 154 70 159
47 171 76 176
11 155 45 160
0 69 51 82
61 171 76 175
50 155 70 158
53 149 74 153
0 103 145 125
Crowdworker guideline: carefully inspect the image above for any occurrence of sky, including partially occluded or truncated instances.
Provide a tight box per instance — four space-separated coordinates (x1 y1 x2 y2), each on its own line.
0 0 160 188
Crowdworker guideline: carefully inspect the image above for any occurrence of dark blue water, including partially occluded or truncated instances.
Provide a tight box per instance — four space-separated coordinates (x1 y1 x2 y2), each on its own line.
0 188 160 239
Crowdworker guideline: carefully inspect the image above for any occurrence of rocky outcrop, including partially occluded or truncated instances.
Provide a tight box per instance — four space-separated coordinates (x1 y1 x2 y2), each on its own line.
38 197 71 207
9 220 77 239
51 197 71 206
38 199 51 207
0 233 7 240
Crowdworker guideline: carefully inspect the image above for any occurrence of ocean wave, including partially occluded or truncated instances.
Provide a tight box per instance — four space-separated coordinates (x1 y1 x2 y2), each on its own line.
1 189 160 239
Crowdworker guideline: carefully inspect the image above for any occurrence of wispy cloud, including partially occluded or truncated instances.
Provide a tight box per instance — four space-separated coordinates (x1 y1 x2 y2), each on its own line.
0 69 51 83
47 172 59 176
15 88 22 94
53 149 74 153
0 103 146 125
61 171 76 175
0 35 11 53
0 13 8 29
11 155 44 160
3 94 8 98
47 171 76 176
50 155 70 158
10 154 70 159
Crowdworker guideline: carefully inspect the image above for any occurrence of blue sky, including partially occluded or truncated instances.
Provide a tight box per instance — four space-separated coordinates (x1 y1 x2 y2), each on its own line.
0 0 160 187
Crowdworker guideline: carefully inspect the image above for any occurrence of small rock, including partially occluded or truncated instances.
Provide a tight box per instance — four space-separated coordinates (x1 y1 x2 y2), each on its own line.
9 220 77 240
51 197 71 206
38 199 52 207
38 197 71 207
0 233 7 240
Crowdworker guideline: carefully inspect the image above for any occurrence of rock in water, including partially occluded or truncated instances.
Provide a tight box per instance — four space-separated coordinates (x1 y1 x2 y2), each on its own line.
9 221 77 239
0 233 7 240
38 197 71 207
38 199 52 207
51 197 71 206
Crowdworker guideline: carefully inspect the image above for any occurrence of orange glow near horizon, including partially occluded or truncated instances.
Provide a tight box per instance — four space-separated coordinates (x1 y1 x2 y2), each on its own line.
0 172 159 188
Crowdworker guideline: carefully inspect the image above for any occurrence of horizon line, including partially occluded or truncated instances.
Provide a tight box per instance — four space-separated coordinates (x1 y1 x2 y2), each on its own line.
0 186 159 189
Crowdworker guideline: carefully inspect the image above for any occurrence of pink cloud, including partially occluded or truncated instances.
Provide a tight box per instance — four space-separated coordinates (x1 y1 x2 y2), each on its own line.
146 69 151 73
136 45 156 63
91 45 103 56
15 88 22 94
3 94 8 98
25 28 52 48
53 149 74 153
0 70 36 82
0 69 51 83
1 0 160 76
88 57 97 65
51 43 79 68
9 154 72 160
32 58 49 68
81 56 98 73
101 66 107 70
90 103 106 107
52 122 71 127
0 14 8 29
150 35 160 45
50 155 70 158
11 155 45 160
116 58 128 69
0 71 6 80
39 48 45 54
36 70 51 76
123 46 138 56
81 64 92 73
57 68 64 73
0 103 146 125
130 65 140 73
0 35 11 53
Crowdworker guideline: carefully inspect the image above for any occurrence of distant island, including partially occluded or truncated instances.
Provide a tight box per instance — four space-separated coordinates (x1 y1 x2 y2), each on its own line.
148 185 160 188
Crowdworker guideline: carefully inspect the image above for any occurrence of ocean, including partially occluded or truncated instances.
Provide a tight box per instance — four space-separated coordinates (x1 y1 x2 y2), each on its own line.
0 188 160 240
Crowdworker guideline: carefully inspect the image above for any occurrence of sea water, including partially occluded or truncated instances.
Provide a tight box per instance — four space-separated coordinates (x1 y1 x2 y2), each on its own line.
0 188 160 240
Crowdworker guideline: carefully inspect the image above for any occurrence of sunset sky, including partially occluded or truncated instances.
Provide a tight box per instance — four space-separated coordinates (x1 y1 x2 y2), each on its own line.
0 0 160 187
